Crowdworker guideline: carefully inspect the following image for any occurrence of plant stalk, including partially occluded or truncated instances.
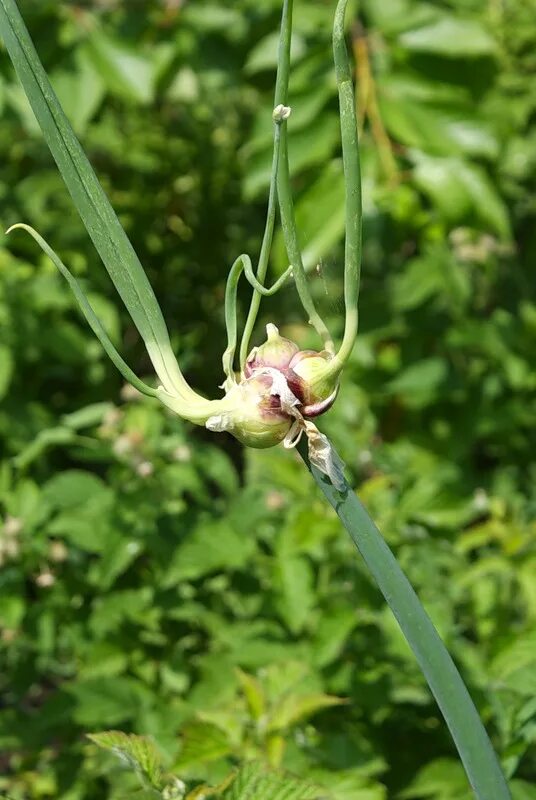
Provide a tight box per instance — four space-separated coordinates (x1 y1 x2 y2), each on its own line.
298 438 512 800
275 0 334 352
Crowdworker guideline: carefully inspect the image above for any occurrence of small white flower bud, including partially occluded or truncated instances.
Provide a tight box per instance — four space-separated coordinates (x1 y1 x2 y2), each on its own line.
173 444 192 462
136 460 154 478
3 515 23 537
36 570 55 588
272 104 291 122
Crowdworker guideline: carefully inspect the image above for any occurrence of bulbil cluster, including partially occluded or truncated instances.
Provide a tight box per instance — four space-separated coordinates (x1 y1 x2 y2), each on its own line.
205 324 339 450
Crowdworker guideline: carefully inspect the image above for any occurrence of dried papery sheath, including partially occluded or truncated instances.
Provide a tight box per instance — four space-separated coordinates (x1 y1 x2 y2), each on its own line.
302 421 346 491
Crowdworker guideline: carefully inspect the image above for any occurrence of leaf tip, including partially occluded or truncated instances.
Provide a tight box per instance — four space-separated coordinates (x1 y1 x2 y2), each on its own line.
5 222 29 236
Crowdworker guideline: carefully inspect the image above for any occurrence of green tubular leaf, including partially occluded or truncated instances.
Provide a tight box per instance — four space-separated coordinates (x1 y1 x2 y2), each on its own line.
298 438 512 800
0 0 192 400
274 0 334 353
245 260 293 298
330 0 362 371
7 224 158 399
223 253 293 383
239 123 283 368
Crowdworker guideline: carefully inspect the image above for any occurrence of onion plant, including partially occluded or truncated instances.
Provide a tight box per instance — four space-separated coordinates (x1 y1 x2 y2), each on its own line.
0 0 512 797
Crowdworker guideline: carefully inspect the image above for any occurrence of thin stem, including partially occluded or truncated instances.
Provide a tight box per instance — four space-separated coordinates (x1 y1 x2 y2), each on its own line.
239 0 299 368
223 253 293 385
7 224 158 398
239 123 282 368
326 0 362 379
0 0 192 400
275 0 334 353
298 438 512 800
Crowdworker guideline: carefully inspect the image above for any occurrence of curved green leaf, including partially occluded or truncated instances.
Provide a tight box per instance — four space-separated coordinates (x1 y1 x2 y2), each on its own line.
0 0 191 398
298 438 512 800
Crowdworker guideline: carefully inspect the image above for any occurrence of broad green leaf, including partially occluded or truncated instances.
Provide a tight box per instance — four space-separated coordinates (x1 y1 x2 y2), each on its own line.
0 0 188 396
312 608 358 667
196 447 240 497
454 161 511 238
267 692 345 733
77 642 128 680
50 60 104 134
399 758 471 799
69 677 151 727
411 154 510 237
174 721 232 769
0 595 24 628
221 761 321 800
491 630 536 690
309 768 387 800
245 31 306 74
89 587 154 637
182 4 247 38
89 533 144 590
379 94 498 159
387 358 447 408
399 18 497 58
362 0 438 36
162 519 256 584
391 249 470 313
3 478 43 528
511 780 536 800
81 32 155 105
88 731 164 789
49 508 113 553
42 469 109 510
273 553 315 634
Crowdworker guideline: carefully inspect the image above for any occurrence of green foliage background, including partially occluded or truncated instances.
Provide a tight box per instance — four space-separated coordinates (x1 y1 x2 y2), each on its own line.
0 0 535 797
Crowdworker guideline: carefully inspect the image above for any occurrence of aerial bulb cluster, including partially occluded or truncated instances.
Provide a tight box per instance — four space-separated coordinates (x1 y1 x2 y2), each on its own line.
205 323 346 488
244 323 339 419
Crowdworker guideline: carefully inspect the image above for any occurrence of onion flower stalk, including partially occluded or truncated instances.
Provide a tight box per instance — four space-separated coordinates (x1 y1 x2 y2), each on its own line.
1 0 359 488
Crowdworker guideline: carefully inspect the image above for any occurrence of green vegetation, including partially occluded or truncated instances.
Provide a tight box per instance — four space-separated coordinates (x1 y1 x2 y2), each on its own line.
0 0 535 798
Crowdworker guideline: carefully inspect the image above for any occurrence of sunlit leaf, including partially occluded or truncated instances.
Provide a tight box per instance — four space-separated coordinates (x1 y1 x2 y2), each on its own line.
88 730 164 789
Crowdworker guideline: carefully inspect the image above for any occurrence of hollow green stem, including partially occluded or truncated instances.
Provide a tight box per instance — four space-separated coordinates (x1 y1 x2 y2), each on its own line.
325 0 362 380
239 124 283 368
275 0 334 353
7 224 158 398
298 438 512 800
239 0 300 369
223 253 293 385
